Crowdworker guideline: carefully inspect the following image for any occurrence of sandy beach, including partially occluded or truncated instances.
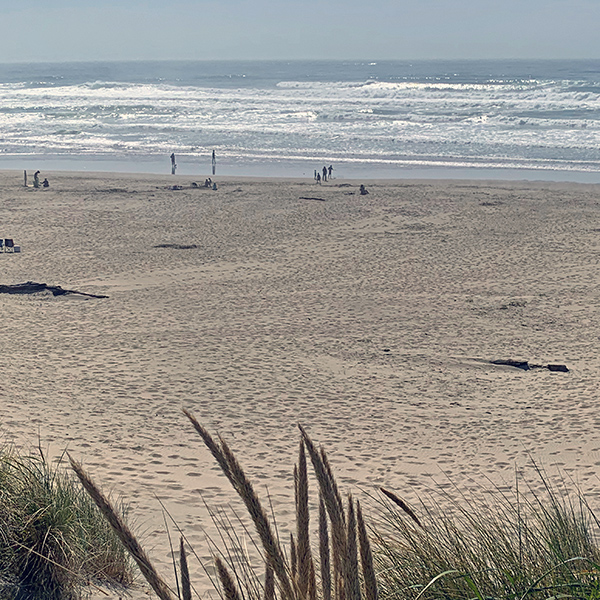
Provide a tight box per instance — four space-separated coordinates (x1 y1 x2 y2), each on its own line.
2 170 600 598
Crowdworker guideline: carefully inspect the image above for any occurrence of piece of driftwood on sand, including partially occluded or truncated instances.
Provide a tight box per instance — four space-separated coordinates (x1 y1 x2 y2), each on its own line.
0 281 108 298
153 243 198 250
490 359 569 372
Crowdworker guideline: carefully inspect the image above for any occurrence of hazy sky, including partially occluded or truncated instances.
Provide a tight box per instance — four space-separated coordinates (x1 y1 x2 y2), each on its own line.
1 0 599 63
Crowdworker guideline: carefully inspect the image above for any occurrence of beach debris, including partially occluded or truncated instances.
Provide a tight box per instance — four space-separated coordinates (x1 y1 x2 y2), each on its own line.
490 359 569 372
0 281 108 298
299 196 326 201
154 243 198 250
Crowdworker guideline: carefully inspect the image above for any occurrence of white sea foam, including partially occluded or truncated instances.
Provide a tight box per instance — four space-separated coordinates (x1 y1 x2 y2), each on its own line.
1 60 600 175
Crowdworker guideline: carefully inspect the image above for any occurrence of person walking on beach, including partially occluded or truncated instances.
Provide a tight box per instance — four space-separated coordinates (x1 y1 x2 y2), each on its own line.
322 166 327 182
33 170 41 188
328 164 333 179
170 153 177 175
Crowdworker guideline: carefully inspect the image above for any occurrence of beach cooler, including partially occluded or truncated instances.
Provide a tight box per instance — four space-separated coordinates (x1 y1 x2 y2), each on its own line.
14 246 20 253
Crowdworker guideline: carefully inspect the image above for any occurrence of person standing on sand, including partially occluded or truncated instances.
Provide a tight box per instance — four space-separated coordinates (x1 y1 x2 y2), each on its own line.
33 170 40 188
328 165 333 179
322 166 327 182
170 153 177 175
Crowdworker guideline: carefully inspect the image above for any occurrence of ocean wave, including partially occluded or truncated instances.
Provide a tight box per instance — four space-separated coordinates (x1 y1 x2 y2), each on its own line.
2 60 600 175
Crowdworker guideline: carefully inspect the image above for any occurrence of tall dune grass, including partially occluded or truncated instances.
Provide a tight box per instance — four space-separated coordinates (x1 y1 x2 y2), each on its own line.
70 411 382 600
0 445 133 600
373 470 600 600
69 413 600 600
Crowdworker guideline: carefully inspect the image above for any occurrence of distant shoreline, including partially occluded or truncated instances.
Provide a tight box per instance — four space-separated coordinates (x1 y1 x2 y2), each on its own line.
3 157 600 184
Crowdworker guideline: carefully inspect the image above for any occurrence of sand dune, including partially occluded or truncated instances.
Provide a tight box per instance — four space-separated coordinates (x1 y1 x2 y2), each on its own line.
1 171 599 598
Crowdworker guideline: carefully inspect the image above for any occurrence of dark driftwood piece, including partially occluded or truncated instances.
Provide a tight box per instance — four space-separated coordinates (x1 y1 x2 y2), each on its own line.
299 197 326 202
154 243 198 250
0 281 108 298
490 359 568 372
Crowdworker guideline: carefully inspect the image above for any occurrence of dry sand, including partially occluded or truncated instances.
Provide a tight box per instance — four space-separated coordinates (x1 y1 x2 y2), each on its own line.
2 170 600 598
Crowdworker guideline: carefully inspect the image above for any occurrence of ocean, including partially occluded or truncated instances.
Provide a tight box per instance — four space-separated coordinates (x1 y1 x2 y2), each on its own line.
1 59 600 181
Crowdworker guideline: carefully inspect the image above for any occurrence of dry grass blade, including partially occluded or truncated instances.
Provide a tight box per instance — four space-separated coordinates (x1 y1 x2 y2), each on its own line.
298 425 347 600
298 426 345 525
380 488 422 528
185 412 296 600
321 448 344 520
264 563 275 600
346 495 361 600
291 532 298 579
319 495 332 600
218 436 296 600
68 456 176 600
308 558 317 600
183 409 232 480
296 441 312 600
356 501 377 600
180 537 191 600
216 556 244 600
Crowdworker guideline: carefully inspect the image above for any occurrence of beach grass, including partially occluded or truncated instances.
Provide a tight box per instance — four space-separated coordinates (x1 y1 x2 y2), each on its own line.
66 414 600 600
373 468 600 600
0 445 133 600
70 412 381 600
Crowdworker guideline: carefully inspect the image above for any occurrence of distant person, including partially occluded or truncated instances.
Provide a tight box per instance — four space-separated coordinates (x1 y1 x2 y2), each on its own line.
316 173 321 184
360 184 369 195
314 169 317 180
170 153 177 175
42 178 49 188
212 182 218 190
328 165 333 179
33 170 41 188
322 166 327 182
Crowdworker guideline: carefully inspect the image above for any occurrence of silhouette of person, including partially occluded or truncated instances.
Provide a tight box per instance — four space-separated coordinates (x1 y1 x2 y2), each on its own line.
33 170 41 188
316 173 321 184
322 166 327 182
360 184 369 195
328 165 333 179
170 153 177 175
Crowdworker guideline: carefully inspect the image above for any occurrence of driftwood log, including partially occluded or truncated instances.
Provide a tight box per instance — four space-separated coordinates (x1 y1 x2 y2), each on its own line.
490 359 568 372
154 243 198 250
0 281 108 299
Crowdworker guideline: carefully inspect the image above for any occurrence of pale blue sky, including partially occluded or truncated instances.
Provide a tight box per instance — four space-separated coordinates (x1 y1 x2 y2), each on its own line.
1 0 599 62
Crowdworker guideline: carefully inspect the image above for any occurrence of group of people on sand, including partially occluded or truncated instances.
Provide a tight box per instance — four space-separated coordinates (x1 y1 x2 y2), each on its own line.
314 165 333 184
24 170 49 188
